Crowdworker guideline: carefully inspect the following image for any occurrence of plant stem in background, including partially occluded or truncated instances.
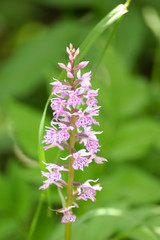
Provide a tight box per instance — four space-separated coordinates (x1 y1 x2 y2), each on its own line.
151 40 160 83
27 196 44 240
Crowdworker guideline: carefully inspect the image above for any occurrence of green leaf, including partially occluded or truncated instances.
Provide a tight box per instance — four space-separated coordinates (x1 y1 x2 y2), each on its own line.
146 215 160 238
0 109 13 152
7 99 41 159
95 49 150 120
127 225 159 240
79 4 128 61
115 5 147 69
109 118 158 161
32 0 98 8
38 94 52 169
50 205 160 240
0 20 91 101
143 7 160 39
0 218 19 240
101 166 160 205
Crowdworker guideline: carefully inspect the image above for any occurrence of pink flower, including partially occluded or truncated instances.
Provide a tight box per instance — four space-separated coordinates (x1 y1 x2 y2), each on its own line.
58 62 68 71
50 78 71 95
72 149 91 171
58 62 74 79
74 61 89 71
66 46 79 58
61 212 76 223
85 106 100 117
67 71 74 79
39 171 62 189
75 110 92 128
42 127 57 145
83 126 102 139
85 89 99 107
58 206 76 223
76 179 102 202
61 149 91 171
57 130 70 142
67 89 84 109
77 70 92 89
78 127 102 149
75 106 100 129
39 162 68 190
86 138 100 153
51 98 67 121
42 127 64 150
56 124 73 143
43 161 68 172
51 98 66 112
61 149 92 171
89 154 108 164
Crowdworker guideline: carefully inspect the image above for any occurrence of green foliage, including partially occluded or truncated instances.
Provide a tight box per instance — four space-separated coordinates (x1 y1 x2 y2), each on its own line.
0 160 40 240
0 20 91 101
0 0 160 240
51 206 160 240
7 100 41 159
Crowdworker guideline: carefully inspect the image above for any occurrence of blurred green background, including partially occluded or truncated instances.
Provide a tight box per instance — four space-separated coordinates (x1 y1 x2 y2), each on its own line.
0 0 160 240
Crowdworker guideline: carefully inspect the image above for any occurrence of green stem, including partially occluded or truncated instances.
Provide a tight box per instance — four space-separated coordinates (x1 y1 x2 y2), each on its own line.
151 39 160 83
65 112 76 240
27 195 44 240
38 91 53 212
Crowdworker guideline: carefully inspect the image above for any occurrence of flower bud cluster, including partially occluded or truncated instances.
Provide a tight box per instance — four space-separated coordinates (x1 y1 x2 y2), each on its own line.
40 43 107 223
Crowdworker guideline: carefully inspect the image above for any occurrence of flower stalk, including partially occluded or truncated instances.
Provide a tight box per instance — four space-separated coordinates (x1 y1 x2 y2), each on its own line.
67 114 76 207
65 113 76 240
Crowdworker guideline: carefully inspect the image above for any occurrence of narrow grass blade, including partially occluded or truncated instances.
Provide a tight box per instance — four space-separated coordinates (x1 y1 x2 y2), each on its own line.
79 4 128 61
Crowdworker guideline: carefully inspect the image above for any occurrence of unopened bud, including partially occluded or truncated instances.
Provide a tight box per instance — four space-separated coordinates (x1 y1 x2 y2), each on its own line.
67 72 74 79
66 47 70 55
69 54 74 63
58 63 67 70
69 43 73 50
74 48 80 58
78 61 89 69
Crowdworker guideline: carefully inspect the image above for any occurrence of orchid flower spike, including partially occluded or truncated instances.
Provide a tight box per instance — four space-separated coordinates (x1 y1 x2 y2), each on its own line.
39 43 107 224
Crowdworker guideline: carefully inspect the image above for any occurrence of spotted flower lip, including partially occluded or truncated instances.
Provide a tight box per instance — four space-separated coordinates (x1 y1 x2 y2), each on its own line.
61 213 76 223
61 149 92 171
50 78 72 95
57 206 75 213
42 127 65 150
39 171 63 189
89 154 108 164
42 161 68 172
76 70 92 89
76 179 102 202
39 43 107 224
57 206 76 223
39 161 68 190
78 126 103 147
67 89 84 109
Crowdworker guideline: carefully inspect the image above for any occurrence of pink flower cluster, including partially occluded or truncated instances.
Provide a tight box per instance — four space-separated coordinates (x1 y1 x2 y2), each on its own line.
40 44 107 223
